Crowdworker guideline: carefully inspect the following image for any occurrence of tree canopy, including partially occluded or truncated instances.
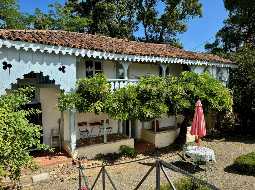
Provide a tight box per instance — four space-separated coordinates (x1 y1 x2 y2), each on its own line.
205 0 255 54
0 0 202 46
59 72 233 122
205 0 255 133
67 0 202 46
137 0 202 46
229 45 255 130
0 0 27 29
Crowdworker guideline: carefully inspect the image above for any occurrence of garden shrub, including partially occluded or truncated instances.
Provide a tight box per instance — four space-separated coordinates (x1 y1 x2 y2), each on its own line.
136 76 168 121
160 177 210 190
0 87 48 181
119 145 137 158
232 152 255 175
58 74 111 113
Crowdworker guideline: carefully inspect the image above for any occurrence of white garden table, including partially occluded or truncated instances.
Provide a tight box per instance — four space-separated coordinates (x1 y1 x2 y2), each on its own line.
184 146 216 163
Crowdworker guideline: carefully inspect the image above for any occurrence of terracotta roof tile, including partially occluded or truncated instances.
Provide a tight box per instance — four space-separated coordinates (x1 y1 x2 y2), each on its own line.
0 29 233 64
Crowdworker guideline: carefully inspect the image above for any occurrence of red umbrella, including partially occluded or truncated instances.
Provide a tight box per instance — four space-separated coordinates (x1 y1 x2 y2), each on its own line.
190 100 206 145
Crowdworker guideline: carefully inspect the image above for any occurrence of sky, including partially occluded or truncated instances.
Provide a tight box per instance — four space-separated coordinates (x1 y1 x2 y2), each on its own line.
18 0 228 52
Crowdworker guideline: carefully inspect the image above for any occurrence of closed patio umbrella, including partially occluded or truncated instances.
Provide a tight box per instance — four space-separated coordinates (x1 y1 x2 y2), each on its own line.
190 100 206 145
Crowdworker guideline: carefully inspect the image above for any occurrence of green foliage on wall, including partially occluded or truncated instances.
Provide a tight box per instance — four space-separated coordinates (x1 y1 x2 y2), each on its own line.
59 74 111 114
136 76 168 121
176 71 233 114
59 72 233 124
0 87 47 180
105 85 139 120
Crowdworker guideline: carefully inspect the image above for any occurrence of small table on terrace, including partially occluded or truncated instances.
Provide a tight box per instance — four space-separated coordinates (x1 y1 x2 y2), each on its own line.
183 146 216 168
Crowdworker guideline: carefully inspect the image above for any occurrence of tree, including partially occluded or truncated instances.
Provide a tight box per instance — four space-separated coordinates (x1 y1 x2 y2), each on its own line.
229 45 255 132
136 76 168 121
67 0 202 45
28 3 90 31
59 73 232 142
205 0 255 54
67 0 139 38
137 0 202 46
0 87 47 181
172 72 233 143
105 85 139 121
59 74 111 114
205 0 255 133
0 0 27 29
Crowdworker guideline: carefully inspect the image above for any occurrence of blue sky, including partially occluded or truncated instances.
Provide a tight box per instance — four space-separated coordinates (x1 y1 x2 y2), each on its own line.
18 0 228 52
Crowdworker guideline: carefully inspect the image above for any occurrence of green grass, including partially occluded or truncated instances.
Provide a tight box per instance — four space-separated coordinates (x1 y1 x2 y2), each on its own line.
160 178 211 190
232 152 255 175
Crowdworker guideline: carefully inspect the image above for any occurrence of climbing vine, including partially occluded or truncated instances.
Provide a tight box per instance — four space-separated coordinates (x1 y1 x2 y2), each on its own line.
58 72 233 122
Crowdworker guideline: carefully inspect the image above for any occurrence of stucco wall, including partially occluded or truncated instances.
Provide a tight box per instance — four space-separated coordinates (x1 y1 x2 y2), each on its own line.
103 61 116 79
76 59 117 79
154 128 180 148
76 112 118 139
141 128 180 148
74 139 134 159
129 63 159 79
167 64 183 76
39 87 61 145
0 47 76 95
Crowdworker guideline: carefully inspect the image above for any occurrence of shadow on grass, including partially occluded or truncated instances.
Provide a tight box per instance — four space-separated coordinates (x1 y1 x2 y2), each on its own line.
224 164 255 176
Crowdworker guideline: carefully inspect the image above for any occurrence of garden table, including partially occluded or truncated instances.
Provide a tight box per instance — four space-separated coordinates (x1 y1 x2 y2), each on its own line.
184 146 216 163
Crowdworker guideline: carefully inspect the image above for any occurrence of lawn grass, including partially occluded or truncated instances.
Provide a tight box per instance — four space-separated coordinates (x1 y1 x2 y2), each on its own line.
160 178 211 190
232 152 255 175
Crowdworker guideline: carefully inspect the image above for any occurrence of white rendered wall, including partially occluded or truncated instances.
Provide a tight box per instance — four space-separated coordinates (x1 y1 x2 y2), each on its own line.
103 61 116 79
76 59 116 79
167 64 183 76
0 47 76 95
76 112 118 139
128 63 159 79
74 138 134 159
39 87 61 145
190 65 205 74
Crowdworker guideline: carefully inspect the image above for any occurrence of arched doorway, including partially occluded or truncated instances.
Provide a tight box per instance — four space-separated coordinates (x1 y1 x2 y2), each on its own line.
8 72 62 147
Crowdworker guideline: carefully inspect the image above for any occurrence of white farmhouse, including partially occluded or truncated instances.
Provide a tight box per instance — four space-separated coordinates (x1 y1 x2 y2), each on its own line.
0 30 236 158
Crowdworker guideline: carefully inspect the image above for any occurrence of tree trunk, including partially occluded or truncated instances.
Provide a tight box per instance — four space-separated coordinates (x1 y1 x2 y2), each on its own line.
175 112 192 145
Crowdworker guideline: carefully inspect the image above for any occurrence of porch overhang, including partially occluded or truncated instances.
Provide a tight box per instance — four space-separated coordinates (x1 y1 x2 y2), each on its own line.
0 39 237 68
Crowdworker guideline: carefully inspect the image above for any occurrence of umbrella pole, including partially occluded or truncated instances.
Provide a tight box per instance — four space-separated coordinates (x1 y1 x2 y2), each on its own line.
195 136 200 146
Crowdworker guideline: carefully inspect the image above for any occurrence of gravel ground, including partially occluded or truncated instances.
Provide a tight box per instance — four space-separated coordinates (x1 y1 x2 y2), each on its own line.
21 137 255 190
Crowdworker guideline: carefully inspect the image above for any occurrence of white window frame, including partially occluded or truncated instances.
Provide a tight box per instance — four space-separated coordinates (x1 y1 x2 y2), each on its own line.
81 59 103 78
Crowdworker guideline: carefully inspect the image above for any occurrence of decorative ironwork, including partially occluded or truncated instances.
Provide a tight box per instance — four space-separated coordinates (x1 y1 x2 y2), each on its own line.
2 61 12 75
58 65 66 73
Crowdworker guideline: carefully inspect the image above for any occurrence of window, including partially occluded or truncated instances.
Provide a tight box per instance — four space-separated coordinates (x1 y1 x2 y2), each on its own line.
216 67 225 81
182 64 191 71
85 60 103 78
